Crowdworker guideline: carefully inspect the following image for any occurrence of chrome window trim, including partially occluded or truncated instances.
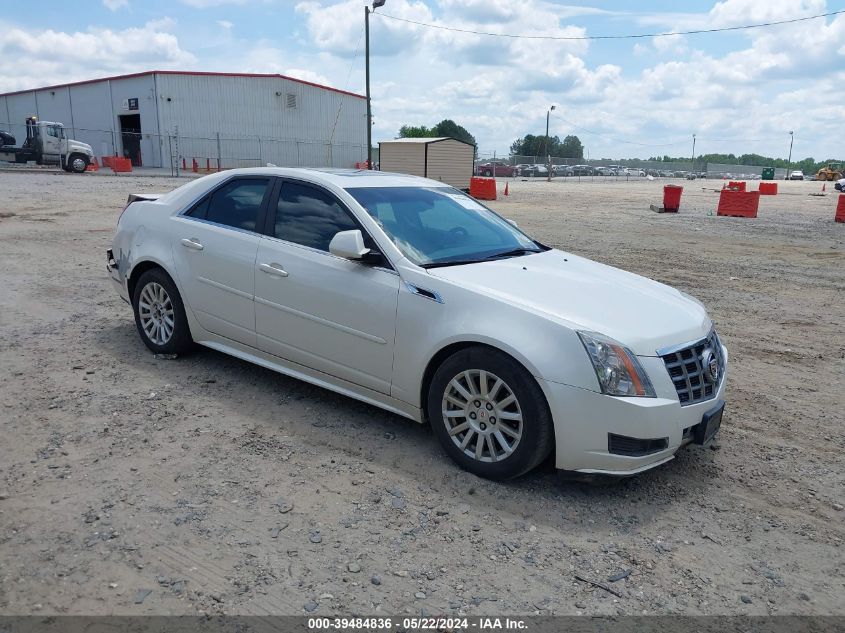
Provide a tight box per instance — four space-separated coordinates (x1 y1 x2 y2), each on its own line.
174 215 263 238
259 233 399 276
175 173 270 219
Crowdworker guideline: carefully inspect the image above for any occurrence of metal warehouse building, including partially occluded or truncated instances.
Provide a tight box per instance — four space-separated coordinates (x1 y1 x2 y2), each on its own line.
0 71 367 169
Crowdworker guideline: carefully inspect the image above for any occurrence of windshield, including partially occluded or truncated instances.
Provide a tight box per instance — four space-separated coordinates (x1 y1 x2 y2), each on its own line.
345 186 542 267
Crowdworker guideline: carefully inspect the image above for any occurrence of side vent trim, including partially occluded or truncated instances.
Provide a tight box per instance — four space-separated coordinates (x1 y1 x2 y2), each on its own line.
405 282 444 304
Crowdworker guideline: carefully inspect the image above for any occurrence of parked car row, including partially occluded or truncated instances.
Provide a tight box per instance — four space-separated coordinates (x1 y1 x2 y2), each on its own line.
474 163 707 178
474 163 808 181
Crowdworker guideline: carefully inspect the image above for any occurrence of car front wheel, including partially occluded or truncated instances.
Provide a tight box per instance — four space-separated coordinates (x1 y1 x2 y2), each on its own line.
428 347 554 480
132 269 193 355
68 153 88 173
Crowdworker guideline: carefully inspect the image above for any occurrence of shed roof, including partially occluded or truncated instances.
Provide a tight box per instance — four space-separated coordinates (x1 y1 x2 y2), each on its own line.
379 137 475 147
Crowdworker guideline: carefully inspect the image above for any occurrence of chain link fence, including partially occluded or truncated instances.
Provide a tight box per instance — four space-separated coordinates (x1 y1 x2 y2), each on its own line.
0 121 367 174
475 151 791 179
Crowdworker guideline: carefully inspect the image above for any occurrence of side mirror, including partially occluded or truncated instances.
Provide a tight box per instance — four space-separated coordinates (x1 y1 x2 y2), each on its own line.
329 229 370 260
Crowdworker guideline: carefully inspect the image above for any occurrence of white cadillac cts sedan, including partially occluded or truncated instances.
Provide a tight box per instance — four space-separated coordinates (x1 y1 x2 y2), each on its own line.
107 168 727 480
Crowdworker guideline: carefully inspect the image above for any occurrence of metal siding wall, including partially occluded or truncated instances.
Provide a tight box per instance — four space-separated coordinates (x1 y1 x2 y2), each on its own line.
2 93 38 143
109 75 159 166
426 140 474 189
155 73 366 169
66 82 118 158
379 143 426 177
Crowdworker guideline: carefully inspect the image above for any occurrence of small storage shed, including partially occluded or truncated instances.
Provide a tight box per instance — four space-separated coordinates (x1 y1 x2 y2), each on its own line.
378 137 475 189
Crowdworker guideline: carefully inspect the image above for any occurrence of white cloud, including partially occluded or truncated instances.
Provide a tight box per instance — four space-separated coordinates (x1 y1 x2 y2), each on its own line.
283 68 333 86
0 20 195 93
4 1 844 161
102 0 129 10
180 0 248 7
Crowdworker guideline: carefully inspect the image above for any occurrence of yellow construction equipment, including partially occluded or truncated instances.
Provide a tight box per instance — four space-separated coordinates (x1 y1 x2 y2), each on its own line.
816 162 844 181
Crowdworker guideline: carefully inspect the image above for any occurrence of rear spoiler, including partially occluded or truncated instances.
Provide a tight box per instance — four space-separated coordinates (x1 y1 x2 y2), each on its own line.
119 193 165 223
127 193 164 204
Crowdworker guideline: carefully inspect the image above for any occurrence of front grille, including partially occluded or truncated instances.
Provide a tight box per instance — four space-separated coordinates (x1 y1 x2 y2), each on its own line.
660 330 723 406
608 434 668 457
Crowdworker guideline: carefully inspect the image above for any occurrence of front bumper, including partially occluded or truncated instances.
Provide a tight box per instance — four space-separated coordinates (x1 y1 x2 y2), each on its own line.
543 345 728 475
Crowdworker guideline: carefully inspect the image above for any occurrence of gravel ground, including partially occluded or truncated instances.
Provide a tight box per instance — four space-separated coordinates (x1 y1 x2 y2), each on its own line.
0 170 843 616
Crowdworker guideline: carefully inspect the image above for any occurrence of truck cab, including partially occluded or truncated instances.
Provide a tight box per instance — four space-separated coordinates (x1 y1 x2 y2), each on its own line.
1 117 94 173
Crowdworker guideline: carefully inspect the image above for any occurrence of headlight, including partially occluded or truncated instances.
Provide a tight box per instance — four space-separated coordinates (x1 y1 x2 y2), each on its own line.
577 331 656 397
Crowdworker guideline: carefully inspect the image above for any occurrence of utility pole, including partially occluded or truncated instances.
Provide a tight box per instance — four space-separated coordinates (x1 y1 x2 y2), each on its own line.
786 131 794 180
545 105 555 182
691 133 696 175
365 1 386 170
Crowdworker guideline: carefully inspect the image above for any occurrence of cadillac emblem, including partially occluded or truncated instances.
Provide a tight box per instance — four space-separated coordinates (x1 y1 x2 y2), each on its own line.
702 349 720 383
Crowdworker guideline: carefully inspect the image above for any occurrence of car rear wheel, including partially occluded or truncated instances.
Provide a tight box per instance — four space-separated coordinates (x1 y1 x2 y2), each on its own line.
132 269 193 355
483 169 492 177
428 347 554 480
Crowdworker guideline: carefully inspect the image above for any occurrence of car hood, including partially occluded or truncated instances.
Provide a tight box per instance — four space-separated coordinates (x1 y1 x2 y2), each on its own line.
427 249 711 356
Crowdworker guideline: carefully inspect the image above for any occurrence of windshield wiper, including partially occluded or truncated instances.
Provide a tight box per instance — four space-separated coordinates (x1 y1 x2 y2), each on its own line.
420 248 542 269
482 247 542 261
420 259 487 269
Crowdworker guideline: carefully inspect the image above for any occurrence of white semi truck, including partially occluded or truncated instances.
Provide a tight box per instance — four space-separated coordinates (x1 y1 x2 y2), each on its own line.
0 116 95 173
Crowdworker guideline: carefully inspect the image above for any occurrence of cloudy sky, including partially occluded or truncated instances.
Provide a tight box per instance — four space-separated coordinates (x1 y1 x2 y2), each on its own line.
1 0 843 161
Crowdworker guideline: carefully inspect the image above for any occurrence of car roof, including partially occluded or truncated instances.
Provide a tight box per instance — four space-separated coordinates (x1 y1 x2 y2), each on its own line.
194 167 451 189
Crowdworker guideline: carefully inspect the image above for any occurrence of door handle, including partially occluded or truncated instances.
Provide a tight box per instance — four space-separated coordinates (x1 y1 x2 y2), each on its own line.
181 238 204 251
259 262 289 277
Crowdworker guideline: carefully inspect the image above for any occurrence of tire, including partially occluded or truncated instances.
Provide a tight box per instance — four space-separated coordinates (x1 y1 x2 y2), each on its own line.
68 153 88 173
427 346 554 480
483 170 492 177
132 268 193 355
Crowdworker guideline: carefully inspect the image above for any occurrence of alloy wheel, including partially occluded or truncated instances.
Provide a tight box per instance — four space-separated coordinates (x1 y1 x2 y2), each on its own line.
441 369 523 463
138 282 175 345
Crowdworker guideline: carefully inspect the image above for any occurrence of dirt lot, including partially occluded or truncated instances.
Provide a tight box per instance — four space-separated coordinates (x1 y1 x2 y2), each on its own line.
0 170 843 616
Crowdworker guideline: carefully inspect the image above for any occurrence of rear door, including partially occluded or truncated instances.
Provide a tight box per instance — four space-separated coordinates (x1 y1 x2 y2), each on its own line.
253 179 400 394
171 176 273 347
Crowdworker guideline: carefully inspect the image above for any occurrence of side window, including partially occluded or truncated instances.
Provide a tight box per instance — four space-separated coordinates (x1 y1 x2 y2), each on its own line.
46 126 58 138
205 178 269 232
274 182 359 252
186 195 210 219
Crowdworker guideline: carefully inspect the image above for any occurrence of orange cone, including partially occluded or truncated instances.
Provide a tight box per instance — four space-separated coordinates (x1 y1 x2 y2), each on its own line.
85 157 100 172
504 182 509 196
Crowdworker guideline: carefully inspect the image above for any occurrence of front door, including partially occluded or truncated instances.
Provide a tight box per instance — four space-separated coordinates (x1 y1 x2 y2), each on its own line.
254 180 399 394
42 124 63 164
119 114 142 166
170 176 273 347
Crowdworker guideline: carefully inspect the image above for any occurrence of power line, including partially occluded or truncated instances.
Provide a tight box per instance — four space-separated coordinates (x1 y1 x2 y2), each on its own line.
375 9 844 41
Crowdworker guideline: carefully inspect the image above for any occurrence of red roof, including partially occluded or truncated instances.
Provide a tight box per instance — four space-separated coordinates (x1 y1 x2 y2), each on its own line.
0 70 365 100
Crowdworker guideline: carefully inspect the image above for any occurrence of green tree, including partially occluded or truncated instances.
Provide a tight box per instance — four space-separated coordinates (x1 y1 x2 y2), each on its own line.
559 135 584 160
431 119 476 148
398 120 476 148
398 124 432 138
510 134 583 159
